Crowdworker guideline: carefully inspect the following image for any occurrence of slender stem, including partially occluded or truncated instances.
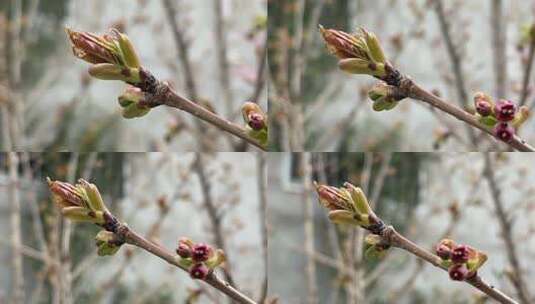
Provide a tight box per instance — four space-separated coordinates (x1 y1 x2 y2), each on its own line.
140 75 265 150
483 155 532 304
491 0 507 99
433 0 477 145
193 154 235 285
111 220 256 304
256 153 269 303
519 40 535 107
8 152 24 304
301 152 318 304
379 226 519 304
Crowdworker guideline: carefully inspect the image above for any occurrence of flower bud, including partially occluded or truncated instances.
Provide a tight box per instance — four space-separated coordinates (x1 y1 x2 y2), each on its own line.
344 182 372 215
95 230 122 256
436 244 451 260
61 207 104 224
338 58 386 77
192 243 213 262
66 28 121 65
328 210 367 226
494 99 517 122
314 182 353 211
206 249 226 268
189 263 210 280
176 239 193 258
88 64 140 83
47 178 85 208
78 179 107 212
512 106 530 128
448 263 469 281
475 99 492 117
451 245 470 264
241 102 267 131
494 122 515 142
361 27 386 63
122 103 150 119
320 26 388 77
112 29 141 69
368 82 401 111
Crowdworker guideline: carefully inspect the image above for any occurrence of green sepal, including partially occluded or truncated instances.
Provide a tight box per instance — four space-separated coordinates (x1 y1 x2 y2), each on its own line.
122 103 150 119
79 180 107 212
247 127 268 148
365 244 388 261
478 115 498 127
115 30 141 69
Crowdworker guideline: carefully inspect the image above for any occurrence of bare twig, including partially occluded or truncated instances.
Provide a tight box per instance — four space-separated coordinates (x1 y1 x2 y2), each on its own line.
483 155 532 304
491 0 507 99
519 37 535 107
301 152 318 304
193 154 235 285
257 153 269 303
212 0 234 117
433 0 477 145
161 0 198 101
8 152 24 304
138 70 265 150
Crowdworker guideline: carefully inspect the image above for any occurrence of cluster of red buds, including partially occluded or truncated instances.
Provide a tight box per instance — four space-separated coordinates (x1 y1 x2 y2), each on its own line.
241 102 268 147
435 239 487 281
473 92 529 142
175 238 226 280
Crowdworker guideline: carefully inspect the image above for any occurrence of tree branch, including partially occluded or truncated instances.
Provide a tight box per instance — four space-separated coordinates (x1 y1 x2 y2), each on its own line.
106 214 256 304
483 155 532 304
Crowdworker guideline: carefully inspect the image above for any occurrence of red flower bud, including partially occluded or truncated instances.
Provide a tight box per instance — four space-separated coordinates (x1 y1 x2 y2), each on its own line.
192 243 213 262
435 244 451 260
494 99 517 122
451 245 470 264
475 99 492 117
176 243 192 258
248 112 266 130
189 263 209 280
494 123 515 142
448 263 469 281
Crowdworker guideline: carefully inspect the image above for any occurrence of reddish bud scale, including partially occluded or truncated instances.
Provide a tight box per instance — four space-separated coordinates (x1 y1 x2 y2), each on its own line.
49 181 84 207
320 28 367 60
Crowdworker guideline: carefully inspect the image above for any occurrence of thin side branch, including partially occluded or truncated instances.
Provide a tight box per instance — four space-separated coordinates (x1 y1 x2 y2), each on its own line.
107 215 256 304
483 155 532 304
137 69 265 150
390 78 535 151
379 225 518 304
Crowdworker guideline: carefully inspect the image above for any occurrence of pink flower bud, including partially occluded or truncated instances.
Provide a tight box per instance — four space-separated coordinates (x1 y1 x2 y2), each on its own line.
451 245 470 264
435 244 451 260
192 243 213 262
176 243 192 258
494 99 517 122
189 263 209 280
475 99 492 117
448 263 469 281
494 123 515 142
